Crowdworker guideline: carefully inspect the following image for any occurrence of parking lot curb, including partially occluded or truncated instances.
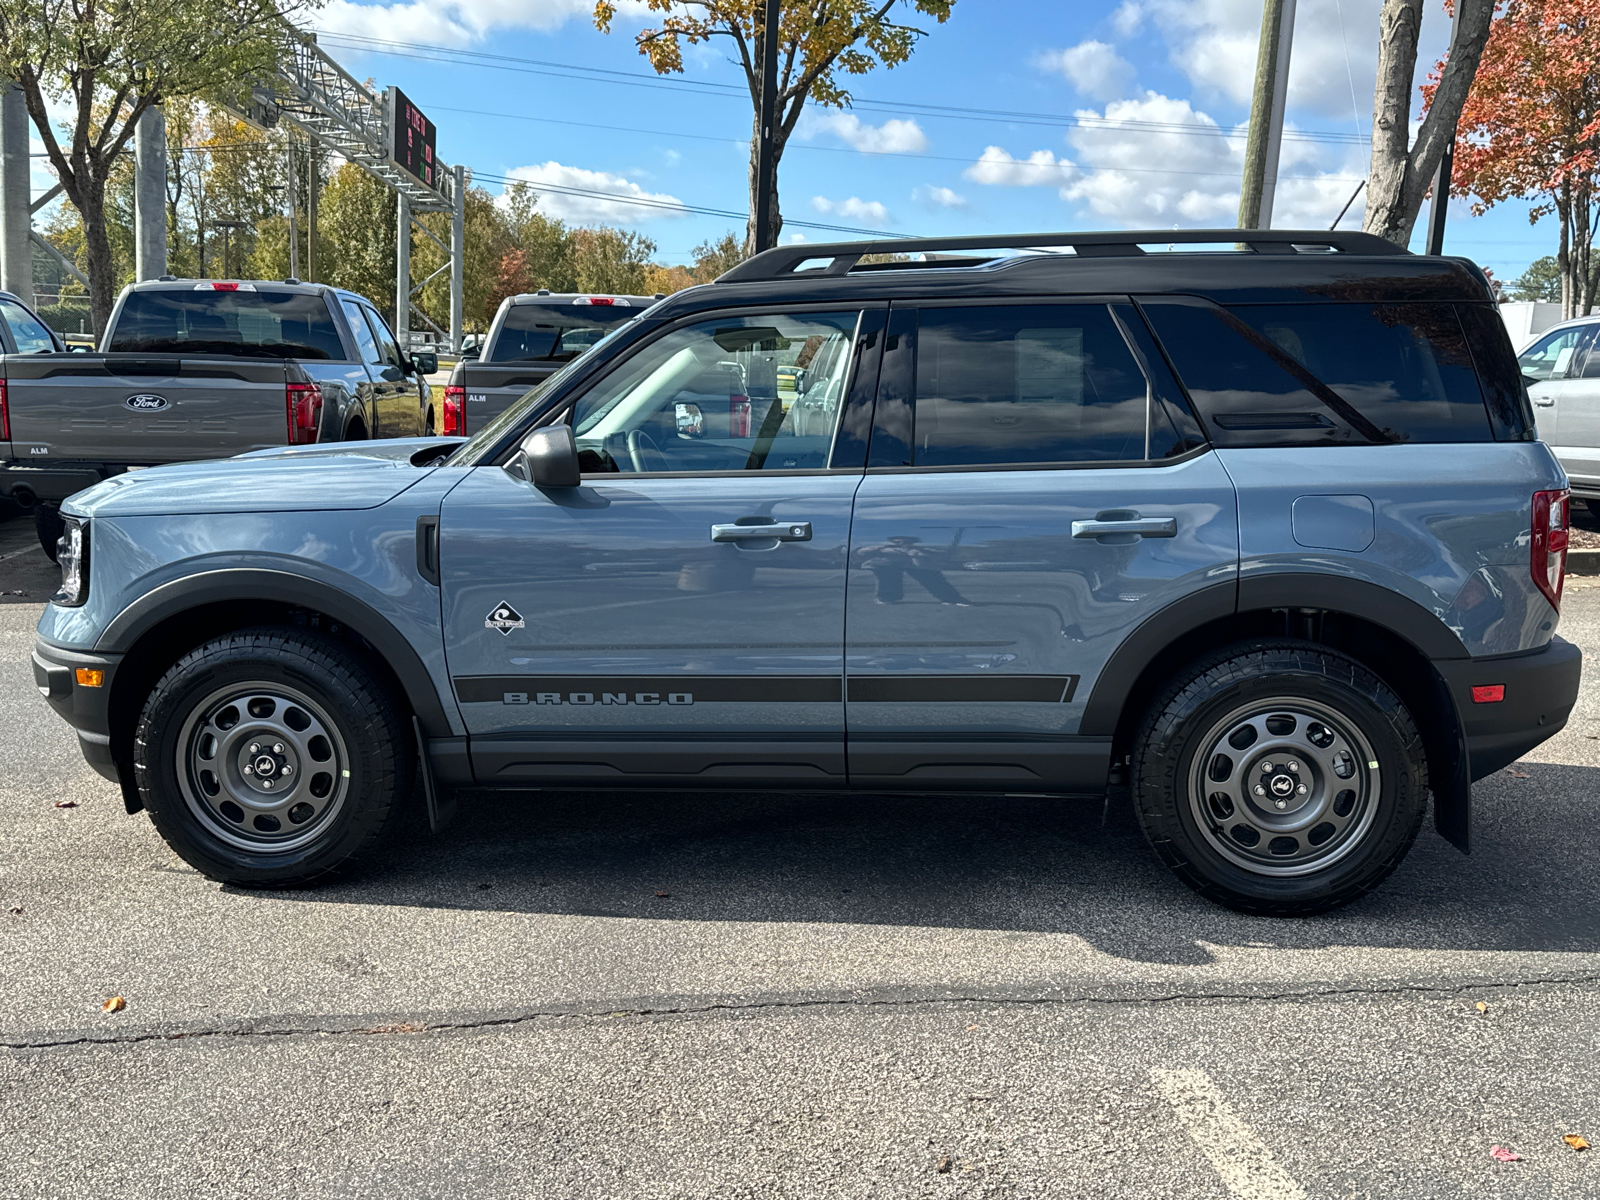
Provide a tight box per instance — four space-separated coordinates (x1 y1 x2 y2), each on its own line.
1570 547 1600 576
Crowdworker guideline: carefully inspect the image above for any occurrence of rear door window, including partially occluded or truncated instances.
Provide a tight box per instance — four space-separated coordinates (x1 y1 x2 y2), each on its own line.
1141 299 1492 445
107 288 346 359
491 303 638 363
0 298 55 353
340 299 383 367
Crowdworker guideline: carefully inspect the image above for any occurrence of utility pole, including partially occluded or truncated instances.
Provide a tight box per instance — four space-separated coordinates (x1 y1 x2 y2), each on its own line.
1238 0 1297 229
307 144 319 282
133 105 168 280
285 136 300 280
752 0 781 254
0 81 31 304
211 219 247 279
1425 4 1462 255
450 162 464 354
395 192 410 347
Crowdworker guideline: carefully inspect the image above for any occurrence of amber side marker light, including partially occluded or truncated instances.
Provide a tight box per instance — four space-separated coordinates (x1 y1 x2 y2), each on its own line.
1471 685 1505 704
75 668 104 688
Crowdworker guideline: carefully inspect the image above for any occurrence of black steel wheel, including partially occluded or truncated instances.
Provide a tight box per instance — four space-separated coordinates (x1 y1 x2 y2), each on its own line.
1132 640 1428 916
135 628 410 887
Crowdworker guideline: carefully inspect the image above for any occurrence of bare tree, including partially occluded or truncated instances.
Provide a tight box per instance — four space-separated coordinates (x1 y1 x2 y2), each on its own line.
1363 0 1494 245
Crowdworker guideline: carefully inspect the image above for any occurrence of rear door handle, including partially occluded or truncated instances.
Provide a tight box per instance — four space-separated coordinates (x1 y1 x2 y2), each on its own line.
1071 517 1176 539
711 520 812 542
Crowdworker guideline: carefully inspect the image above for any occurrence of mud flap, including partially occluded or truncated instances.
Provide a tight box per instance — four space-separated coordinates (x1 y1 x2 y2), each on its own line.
414 715 456 833
1426 675 1472 854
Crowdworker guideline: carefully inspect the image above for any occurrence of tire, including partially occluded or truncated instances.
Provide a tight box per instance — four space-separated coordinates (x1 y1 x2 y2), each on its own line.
1132 640 1428 916
133 627 412 888
35 504 64 563
1572 499 1600 533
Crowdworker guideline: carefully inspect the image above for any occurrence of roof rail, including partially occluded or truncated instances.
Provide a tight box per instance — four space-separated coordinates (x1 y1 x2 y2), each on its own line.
716 228 1408 283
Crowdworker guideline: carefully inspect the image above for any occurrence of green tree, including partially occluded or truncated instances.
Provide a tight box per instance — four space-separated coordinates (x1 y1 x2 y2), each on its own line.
569 226 657 294
1510 256 1562 302
0 0 316 332
595 0 954 251
317 163 395 320
690 231 746 282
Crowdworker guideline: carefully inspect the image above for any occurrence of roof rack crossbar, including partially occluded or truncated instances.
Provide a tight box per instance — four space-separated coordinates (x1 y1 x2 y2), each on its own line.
716 228 1406 283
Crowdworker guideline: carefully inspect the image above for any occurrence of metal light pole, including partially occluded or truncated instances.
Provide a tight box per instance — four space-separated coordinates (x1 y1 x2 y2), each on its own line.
133 105 168 280
395 193 410 347
210 219 248 279
752 0 781 254
285 137 300 280
1425 5 1462 255
0 81 31 303
1238 0 1297 229
449 163 464 354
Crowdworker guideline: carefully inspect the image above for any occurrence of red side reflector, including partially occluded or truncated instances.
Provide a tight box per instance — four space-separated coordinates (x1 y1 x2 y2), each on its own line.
1471 685 1505 704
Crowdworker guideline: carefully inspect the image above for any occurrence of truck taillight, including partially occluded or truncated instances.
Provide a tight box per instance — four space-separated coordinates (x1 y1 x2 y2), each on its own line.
1531 488 1570 611
0 379 8 442
286 381 322 444
729 393 751 438
442 385 465 436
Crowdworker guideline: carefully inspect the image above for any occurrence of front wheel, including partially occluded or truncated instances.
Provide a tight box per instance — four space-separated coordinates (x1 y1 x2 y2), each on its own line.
134 628 411 887
1132 640 1429 916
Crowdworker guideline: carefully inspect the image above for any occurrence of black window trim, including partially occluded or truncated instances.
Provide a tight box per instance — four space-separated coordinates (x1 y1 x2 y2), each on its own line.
862 296 1204 475
533 301 886 479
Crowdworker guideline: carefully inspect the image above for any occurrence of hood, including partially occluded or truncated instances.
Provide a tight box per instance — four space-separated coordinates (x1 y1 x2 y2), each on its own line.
61 438 465 519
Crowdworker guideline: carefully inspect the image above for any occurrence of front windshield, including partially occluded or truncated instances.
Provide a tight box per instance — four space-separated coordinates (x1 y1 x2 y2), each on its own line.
446 314 648 466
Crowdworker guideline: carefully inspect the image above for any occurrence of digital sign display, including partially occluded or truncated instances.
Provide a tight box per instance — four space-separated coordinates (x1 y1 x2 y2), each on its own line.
390 87 438 190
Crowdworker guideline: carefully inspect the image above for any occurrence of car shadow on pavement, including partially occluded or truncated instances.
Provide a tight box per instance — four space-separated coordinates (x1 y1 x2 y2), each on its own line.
246 759 1600 966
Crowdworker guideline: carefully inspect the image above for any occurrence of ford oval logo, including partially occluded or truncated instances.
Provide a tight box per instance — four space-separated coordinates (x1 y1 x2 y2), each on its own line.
124 393 170 412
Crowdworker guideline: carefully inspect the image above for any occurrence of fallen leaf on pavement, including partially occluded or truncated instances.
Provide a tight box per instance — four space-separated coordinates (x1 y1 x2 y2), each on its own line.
967 1024 980 1031
1505 769 1530 779
935 1156 952 1174
53 800 78 809
655 891 670 898
1490 1145 1522 1162
101 996 125 1013
1476 1001 1489 1015
1565 1135 1589 1152
8 907 22 915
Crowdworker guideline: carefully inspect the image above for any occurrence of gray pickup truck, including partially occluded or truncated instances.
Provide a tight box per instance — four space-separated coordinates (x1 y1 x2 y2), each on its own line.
441 291 656 436
0 279 436 556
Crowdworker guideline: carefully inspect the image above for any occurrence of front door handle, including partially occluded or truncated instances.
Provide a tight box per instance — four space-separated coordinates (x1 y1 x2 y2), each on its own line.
1071 517 1176 539
711 520 812 542
1532 395 1555 407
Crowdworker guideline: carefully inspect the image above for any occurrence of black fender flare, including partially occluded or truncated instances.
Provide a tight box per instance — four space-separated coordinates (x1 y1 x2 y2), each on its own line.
97 567 455 739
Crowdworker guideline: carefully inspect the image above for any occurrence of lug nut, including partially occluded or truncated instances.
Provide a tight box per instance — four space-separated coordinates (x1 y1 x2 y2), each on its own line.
1288 761 1300 773
282 765 293 776
242 764 254 776
249 743 260 755
1297 784 1308 795
273 743 284 754
261 779 273 790
1254 785 1266 796
1274 799 1287 810
1260 762 1274 773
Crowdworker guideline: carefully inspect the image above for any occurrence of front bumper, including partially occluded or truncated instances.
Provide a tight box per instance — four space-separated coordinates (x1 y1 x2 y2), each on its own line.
1435 635 1583 781
33 639 123 784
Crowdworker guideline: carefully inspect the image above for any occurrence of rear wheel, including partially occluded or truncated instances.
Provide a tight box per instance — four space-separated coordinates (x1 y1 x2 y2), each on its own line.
134 628 410 887
1132 640 1428 916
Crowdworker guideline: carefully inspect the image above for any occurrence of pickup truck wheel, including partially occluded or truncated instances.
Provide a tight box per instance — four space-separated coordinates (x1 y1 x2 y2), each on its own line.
35 504 64 563
1132 640 1428 917
134 628 411 888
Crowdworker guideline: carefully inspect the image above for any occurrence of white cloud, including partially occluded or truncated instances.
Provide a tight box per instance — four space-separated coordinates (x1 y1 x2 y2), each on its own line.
501 161 689 224
1110 1 1145 36
312 0 645 48
811 195 891 225
913 185 969 210
803 112 929 154
1038 41 1136 101
963 147 1077 188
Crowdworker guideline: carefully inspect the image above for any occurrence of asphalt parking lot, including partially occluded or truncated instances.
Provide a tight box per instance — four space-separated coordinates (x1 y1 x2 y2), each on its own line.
3 513 1599 1199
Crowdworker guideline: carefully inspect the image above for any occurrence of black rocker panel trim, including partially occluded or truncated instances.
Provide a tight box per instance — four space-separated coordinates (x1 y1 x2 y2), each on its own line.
472 736 847 787
847 736 1112 793
96 568 455 738
847 675 1078 703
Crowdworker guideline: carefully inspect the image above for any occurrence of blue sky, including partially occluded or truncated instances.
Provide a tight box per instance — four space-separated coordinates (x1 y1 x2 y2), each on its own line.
55 0 1566 280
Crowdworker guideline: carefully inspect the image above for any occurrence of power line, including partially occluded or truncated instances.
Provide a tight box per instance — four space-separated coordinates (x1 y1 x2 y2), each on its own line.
316 31 1371 147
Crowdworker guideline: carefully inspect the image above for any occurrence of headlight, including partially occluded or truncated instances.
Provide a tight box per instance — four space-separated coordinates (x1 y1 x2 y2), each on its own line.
53 518 88 607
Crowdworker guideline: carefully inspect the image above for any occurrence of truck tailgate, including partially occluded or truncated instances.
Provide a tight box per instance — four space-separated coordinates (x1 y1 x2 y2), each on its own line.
460 362 562 435
5 355 290 464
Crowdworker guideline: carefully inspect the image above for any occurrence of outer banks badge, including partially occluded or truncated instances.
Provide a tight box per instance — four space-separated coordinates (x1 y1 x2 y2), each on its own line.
485 601 525 635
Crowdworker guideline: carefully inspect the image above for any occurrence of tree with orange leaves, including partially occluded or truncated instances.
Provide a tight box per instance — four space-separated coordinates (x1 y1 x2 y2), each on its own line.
1438 0 1600 317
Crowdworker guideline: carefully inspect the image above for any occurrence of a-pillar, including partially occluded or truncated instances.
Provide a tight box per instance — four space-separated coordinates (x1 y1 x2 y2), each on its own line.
134 105 167 280
395 192 410 346
0 82 33 304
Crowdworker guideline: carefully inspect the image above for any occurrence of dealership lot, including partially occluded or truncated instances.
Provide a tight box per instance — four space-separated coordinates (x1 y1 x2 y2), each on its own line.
3 521 1599 1197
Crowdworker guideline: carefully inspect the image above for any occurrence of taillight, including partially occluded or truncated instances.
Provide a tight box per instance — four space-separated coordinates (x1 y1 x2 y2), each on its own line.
1531 488 1570 611
442 385 465 436
0 379 8 442
729 393 751 438
286 381 323 444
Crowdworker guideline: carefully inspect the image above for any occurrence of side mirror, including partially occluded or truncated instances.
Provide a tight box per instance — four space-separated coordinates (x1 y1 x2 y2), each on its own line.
411 351 438 376
515 424 581 488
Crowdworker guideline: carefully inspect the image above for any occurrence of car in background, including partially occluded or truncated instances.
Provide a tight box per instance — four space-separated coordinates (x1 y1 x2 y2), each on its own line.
1518 316 1600 527
439 291 659 437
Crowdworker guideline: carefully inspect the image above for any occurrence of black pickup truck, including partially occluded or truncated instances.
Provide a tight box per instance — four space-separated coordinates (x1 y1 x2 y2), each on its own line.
0 279 436 555
441 291 657 436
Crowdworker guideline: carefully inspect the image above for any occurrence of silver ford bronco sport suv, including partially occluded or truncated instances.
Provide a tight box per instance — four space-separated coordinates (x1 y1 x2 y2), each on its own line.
32 230 1583 915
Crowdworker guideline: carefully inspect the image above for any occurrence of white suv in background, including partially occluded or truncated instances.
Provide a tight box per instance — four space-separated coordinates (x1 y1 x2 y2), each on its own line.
1521 317 1600 524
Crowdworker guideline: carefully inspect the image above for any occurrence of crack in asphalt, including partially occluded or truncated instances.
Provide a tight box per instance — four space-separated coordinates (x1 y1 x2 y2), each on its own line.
6 970 1600 1052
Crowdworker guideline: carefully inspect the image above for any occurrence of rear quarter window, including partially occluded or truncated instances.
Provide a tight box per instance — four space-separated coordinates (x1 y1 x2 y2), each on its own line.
1140 298 1494 446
